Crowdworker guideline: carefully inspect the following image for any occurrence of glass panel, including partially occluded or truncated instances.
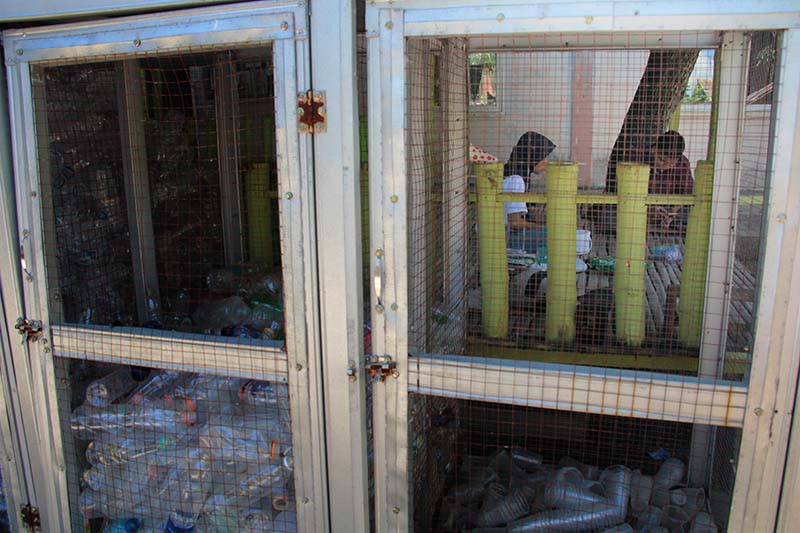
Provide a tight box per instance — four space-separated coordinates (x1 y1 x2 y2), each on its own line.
409 393 738 531
35 47 286 346
57 358 296 531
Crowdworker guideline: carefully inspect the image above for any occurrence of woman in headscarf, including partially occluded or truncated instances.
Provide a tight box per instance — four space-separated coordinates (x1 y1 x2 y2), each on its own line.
503 131 556 251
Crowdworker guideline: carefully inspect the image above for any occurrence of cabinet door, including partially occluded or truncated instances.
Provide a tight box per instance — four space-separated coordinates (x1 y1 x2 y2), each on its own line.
4 3 328 530
365 4 800 532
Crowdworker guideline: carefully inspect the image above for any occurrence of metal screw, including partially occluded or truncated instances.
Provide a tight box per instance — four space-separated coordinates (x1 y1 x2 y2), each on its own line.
392 506 400 514
285 192 294 200
385 21 394 30
392 370 400 379
133 39 142 47
30 191 37 198
390 194 399 203
53 293 61 301
302 497 310 504
496 13 505 22
296 363 303 372
15 49 23 56
376 303 385 314
777 213 787 223
25 274 33 282
754 407 764 416
280 21 290 31
391 303 398 311
41 338 47 345
43 348 50 353
60 378 67 385
21 229 29 238
375 249 383 257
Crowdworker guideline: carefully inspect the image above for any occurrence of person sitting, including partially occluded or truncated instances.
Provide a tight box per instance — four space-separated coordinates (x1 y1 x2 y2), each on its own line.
503 131 556 252
647 130 693 232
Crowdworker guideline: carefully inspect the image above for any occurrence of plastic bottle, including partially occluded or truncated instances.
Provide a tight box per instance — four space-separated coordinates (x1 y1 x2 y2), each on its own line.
71 404 196 440
238 381 289 409
191 296 252 334
103 518 143 532
86 434 178 467
200 413 290 466
165 451 214 532
86 368 135 407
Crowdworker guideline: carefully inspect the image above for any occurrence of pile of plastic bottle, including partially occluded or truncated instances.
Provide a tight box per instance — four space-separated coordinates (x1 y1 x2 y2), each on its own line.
437 447 720 532
73 368 295 532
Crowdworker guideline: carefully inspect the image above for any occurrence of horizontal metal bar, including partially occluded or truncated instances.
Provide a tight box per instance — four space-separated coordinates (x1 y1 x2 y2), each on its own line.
51 324 288 382
497 192 695 206
398 1 800 37
408 354 747 427
3 1 303 64
467 31 722 51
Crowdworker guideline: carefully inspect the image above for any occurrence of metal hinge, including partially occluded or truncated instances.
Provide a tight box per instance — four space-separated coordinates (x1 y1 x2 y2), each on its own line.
297 90 326 134
365 354 399 382
20 503 41 531
14 317 43 345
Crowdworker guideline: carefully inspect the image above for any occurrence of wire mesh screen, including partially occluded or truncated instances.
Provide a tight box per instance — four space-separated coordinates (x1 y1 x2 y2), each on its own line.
404 31 781 533
410 394 742 532
34 47 285 345
56 358 295 531
405 33 778 376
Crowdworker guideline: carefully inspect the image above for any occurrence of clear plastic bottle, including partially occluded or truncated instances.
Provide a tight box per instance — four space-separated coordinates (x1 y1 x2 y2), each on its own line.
86 368 135 407
165 451 213 532
200 413 290 466
238 381 288 409
86 434 178 467
71 404 197 440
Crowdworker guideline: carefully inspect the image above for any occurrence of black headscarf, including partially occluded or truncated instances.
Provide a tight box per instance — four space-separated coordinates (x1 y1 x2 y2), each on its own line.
503 131 556 177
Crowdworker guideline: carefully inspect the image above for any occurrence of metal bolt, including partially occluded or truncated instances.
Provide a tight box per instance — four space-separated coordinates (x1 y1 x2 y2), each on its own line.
392 506 400 514
391 303 398 311
296 363 303 372
754 407 764 416
392 370 400 379
285 192 294 200
390 194 399 203
777 213 787 223
375 249 383 257
53 293 61 301
31 191 37 198
60 378 67 385
280 21 290 31
15 49 23 56
25 274 33 282
302 497 310 504
375 303 385 314
43 348 50 353
496 13 505 22
133 39 142 47
385 21 394 30
21 229 29 238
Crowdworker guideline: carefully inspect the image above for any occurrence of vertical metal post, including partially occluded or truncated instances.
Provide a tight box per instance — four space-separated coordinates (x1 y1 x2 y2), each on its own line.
615 163 649 347
214 57 244 265
475 162 508 339
442 38 468 344
117 60 160 323
679 160 714 347
545 162 578 344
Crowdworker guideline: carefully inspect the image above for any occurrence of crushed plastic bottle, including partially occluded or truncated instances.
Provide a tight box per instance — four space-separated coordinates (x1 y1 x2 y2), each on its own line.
86 434 179 467
165 451 213 532
86 368 135 407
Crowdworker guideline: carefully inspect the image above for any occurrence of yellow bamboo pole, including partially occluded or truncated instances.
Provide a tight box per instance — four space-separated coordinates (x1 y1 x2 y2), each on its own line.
246 163 272 265
546 162 578 344
679 160 714 347
475 162 508 338
615 163 650 346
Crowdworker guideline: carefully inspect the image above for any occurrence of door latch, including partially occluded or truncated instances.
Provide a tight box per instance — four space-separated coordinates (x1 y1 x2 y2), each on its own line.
366 354 399 382
20 503 41 531
14 317 43 345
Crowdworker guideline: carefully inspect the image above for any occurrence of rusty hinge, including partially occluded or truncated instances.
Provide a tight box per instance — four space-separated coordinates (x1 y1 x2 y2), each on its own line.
20 503 41 531
366 354 399 382
14 317 43 345
297 90 326 134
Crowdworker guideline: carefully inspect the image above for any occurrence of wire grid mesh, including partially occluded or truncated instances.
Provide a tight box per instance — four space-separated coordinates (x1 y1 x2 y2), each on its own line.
31 46 297 531
405 31 780 532
35 47 285 344
0 469 8 532
57 358 295 531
